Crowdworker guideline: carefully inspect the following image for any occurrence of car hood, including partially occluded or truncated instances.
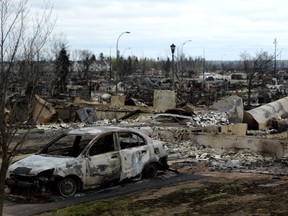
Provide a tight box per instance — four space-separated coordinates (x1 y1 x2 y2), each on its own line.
8 154 78 177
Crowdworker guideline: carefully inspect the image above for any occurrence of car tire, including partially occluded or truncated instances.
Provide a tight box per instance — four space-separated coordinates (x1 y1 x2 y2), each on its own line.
142 163 158 179
58 177 77 197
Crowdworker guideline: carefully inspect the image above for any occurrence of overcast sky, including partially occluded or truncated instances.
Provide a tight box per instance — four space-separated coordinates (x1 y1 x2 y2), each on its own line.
31 0 288 61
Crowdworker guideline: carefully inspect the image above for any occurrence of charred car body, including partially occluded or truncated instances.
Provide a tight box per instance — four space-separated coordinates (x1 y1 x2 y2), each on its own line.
6 126 168 198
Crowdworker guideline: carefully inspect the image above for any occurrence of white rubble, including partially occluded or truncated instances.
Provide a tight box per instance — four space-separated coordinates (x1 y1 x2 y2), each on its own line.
31 113 288 176
187 111 229 128
164 140 288 175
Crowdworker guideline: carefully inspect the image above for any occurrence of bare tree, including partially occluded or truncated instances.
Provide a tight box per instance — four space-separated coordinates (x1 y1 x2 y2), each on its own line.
162 58 171 78
187 56 205 76
21 2 55 96
177 54 189 81
118 56 134 82
0 0 55 214
72 49 96 80
240 51 274 106
50 33 69 58
42 33 68 96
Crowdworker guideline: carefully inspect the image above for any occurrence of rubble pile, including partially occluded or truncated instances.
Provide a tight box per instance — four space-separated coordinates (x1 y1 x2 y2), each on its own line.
118 111 230 129
187 111 229 128
31 112 288 176
166 140 288 175
167 140 268 163
35 119 116 131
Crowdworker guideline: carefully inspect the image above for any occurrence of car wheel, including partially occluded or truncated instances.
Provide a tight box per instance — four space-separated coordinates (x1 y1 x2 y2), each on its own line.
142 163 158 179
58 177 77 197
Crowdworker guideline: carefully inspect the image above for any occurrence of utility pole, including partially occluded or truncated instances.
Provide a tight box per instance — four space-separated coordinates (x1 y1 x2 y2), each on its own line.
170 43 176 91
273 38 277 75
109 46 112 80
115 31 130 95
202 48 205 81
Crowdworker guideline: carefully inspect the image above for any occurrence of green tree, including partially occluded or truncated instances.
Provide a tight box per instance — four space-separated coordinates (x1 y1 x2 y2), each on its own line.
99 52 105 61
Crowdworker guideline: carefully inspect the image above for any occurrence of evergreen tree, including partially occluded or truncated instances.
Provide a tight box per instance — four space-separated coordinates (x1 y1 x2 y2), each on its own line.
99 52 105 61
55 45 70 94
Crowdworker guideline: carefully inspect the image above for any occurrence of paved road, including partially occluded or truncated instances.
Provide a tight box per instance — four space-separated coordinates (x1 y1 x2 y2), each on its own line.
3 172 203 216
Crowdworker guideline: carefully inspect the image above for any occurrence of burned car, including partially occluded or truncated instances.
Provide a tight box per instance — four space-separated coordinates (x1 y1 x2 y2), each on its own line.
6 126 168 198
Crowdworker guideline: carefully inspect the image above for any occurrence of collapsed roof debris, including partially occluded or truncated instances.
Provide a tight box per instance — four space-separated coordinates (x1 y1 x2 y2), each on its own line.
167 140 271 165
245 96 288 130
29 94 288 139
209 95 244 124
186 111 229 128
166 140 288 175
149 95 242 128
31 95 56 124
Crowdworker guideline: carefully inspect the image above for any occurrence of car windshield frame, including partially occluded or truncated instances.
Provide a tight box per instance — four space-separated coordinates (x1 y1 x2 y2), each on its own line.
37 133 96 157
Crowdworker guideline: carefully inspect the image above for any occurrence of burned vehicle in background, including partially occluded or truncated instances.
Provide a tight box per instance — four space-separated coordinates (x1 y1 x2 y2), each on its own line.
6 126 168 198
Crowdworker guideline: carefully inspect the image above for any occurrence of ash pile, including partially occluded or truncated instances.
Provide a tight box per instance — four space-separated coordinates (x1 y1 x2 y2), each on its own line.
166 140 288 176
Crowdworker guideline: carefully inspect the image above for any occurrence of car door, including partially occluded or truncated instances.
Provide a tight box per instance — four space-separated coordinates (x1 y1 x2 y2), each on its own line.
83 132 121 187
117 131 151 180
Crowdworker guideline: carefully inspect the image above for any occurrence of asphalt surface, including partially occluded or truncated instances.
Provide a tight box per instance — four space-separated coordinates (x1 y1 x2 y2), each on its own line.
3 172 203 216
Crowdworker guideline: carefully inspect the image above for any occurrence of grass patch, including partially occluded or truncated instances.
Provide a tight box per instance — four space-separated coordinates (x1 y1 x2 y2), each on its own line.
44 200 130 216
41 180 288 216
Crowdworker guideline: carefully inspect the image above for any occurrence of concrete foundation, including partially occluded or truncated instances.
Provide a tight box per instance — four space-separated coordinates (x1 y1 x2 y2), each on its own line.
220 123 248 136
188 133 285 159
140 125 286 159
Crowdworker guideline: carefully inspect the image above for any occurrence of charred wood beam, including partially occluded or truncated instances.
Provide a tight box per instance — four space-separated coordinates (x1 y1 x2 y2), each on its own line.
119 109 142 121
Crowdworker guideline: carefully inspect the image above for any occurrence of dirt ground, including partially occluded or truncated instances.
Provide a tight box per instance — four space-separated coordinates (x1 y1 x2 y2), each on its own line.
113 170 288 216
40 164 288 216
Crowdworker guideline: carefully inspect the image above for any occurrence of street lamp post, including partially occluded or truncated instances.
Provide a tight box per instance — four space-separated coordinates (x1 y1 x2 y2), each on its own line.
170 43 176 91
179 40 192 57
221 54 226 73
116 31 130 95
123 47 131 57
178 40 191 81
